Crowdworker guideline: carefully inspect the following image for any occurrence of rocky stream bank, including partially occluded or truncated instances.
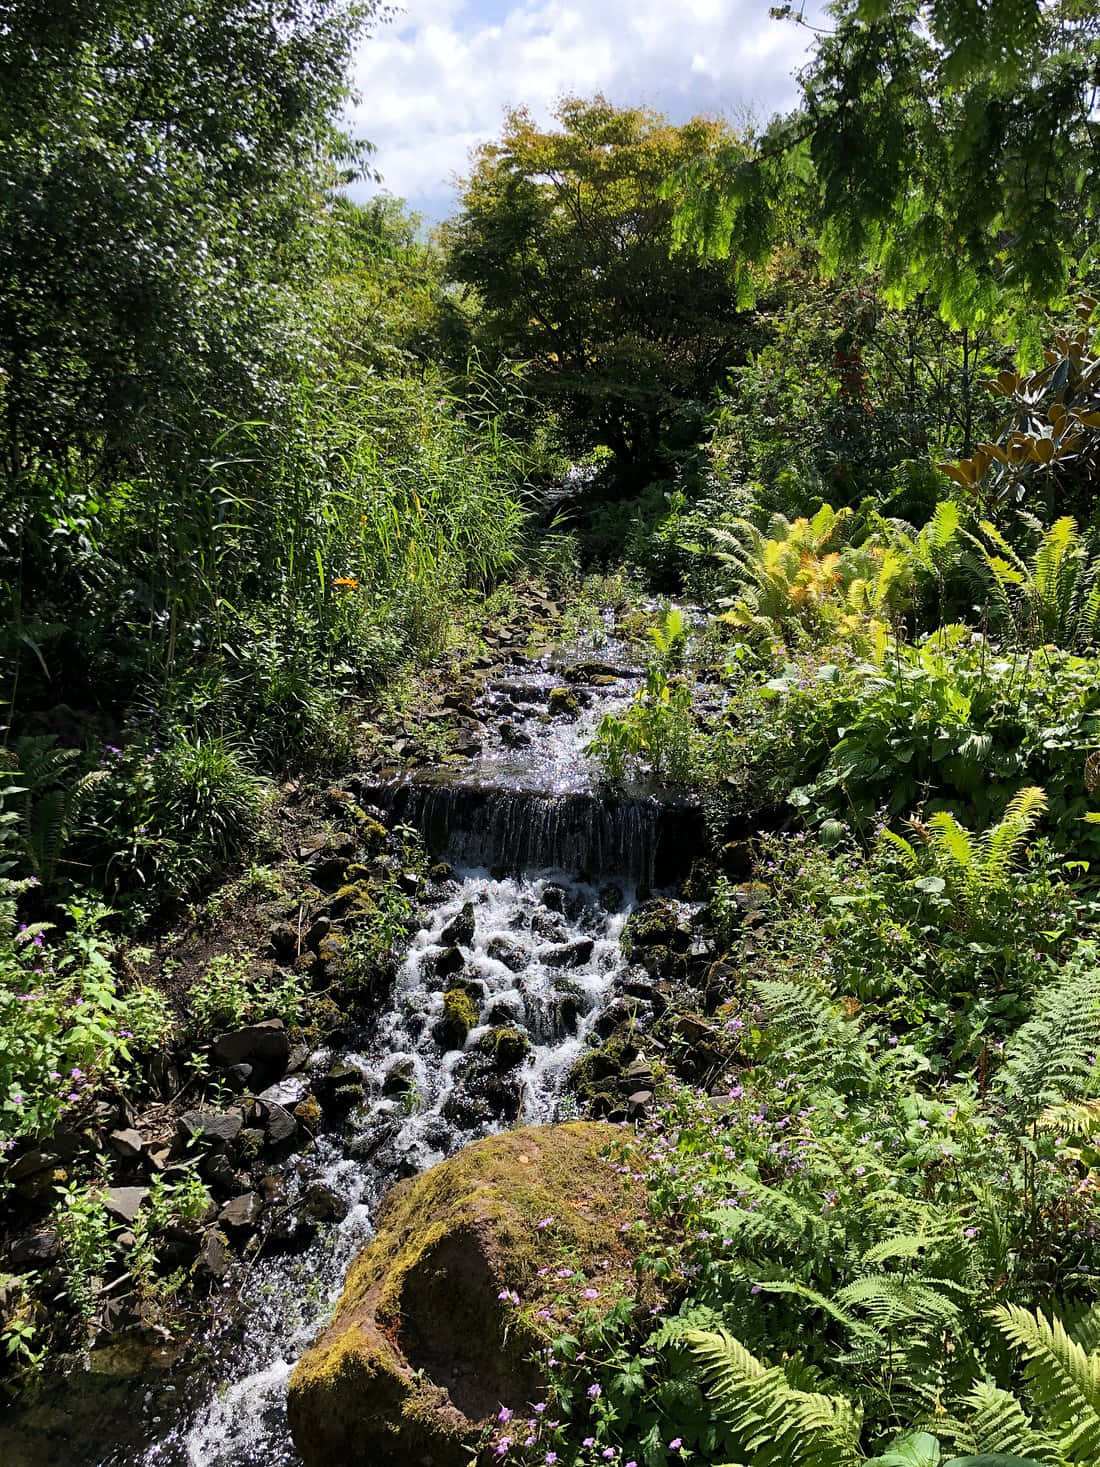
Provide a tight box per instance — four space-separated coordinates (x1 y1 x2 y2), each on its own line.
0 598 755 1467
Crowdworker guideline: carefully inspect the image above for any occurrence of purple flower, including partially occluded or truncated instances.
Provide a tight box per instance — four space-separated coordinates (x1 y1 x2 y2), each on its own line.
536 1216 555 1229
583 1288 599 1300
583 1439 596 1449
533 1402 546 1414
587 1383 601 1398
498 1407 513 1423
669 1440 683 1451
545 1455 558 1465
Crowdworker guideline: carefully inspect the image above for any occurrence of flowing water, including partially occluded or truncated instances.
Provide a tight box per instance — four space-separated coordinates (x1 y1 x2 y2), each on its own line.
3 626 700 1467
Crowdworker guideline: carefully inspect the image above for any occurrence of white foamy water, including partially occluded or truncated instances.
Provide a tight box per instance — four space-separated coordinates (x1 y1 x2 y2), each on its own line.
132 870 633 1467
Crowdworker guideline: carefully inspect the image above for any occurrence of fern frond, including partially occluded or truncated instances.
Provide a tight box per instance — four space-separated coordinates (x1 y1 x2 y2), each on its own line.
962 1379 1064 1464
992 1304 1100 1460
997 964 1100 1121
684 1328 864 1467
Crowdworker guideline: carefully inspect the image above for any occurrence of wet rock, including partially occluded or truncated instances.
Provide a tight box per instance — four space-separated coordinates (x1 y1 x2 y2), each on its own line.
598 883 624 913
435 988 479 1050
10 1229 59 1268
486 935 526 972
212 1019 289 1072
287 1123 644 1467
564 660 622 682
299 1182 349 1226
435 945 465 980
219 1191 262 1233
316 1064 368 1115
621 899 680 959
547 687 581 717
105 1187 149 1225
530 909 566 942
544 938 594 968
196 1230 230 1282
622 1057 654 1091
499 722 531 749
381 1057 417 1096
223 1063 254 1091
262 1102 298 1148
541 883 567 913
480 1025 530 1070
294 1094 323 1130
441 901 476 948
178 1109 244 1149
269 922 300 962
108 1128 144 1160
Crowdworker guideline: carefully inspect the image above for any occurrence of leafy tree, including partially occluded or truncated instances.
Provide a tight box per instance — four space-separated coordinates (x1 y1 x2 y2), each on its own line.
0 0 374 483
443 96 765 485
674 0 1100 327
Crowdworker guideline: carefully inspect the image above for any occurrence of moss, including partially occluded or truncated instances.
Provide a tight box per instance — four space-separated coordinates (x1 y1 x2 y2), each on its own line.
287 1123 642 1467
477 1025 530 1070
438 988 478 1049
568 1032 639 1104
294 1094 322 1129
547 687 581 717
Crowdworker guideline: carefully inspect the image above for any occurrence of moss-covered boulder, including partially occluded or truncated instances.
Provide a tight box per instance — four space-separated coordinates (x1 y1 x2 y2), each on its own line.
286 1122 641 1467
435 988 479 1049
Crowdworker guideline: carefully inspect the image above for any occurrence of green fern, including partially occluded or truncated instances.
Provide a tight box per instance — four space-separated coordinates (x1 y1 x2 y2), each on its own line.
991 1304 1100 1462
996 963 1100 1122
684 1327 864 1467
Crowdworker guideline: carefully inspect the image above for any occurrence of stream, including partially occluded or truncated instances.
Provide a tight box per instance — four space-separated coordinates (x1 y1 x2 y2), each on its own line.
3 626 703 1466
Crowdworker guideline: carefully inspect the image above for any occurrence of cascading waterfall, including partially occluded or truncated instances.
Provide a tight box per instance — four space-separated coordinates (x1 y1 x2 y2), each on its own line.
149 871 636 1467
108 626 695 1467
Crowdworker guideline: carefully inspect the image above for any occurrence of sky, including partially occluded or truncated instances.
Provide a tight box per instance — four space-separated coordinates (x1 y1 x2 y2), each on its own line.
345 0 821 222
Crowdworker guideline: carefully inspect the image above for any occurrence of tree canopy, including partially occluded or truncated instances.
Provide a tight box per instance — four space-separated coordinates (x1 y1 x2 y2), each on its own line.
443 97 764 482
0 0 375 484
674 0 1100 327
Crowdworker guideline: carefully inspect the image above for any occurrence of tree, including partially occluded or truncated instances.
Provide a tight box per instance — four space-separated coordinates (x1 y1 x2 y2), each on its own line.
674 0 1100 328
443 96 764 485
0 0 375 486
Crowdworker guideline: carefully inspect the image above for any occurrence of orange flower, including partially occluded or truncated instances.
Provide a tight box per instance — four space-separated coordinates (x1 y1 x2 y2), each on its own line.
332 576 359 588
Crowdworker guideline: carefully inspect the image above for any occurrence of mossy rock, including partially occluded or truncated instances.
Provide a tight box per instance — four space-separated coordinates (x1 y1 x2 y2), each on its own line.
436 988 479 1049
547 687 580 717
621 898 680 960
287 1123 642 1467
476 1025 531 1071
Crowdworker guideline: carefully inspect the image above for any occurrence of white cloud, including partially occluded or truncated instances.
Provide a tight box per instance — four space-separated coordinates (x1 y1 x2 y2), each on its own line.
345 0 820 218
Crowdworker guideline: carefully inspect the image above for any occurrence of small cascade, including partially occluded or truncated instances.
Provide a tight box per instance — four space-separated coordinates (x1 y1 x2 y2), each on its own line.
372 779 700 887
27 622 708 1467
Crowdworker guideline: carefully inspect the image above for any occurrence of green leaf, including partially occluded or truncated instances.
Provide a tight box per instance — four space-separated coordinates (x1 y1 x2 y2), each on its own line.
868 1432 941 1466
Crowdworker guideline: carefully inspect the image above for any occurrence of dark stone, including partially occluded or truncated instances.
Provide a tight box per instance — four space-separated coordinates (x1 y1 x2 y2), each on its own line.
196 1230 230 1282
269 922 300 962
10 1229 59 1268
262 1103 298 1148
298 1183 349 1225
544 938 594 969
224 1063 254 1091
435 945 465 979
220 1192 262 1232
441 901 476 948
104 1187 149 1224
178 1109 244 1148
541 884 567 913
108 1128 144 1160
486 936 527 972
598 883 623 913
305 916 331 949
316 1064 367 1114
200 1153 237 1191
626 1090 654 1120
381 1058 417 1096
212 1019 289 1071
8 1148 58 1182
